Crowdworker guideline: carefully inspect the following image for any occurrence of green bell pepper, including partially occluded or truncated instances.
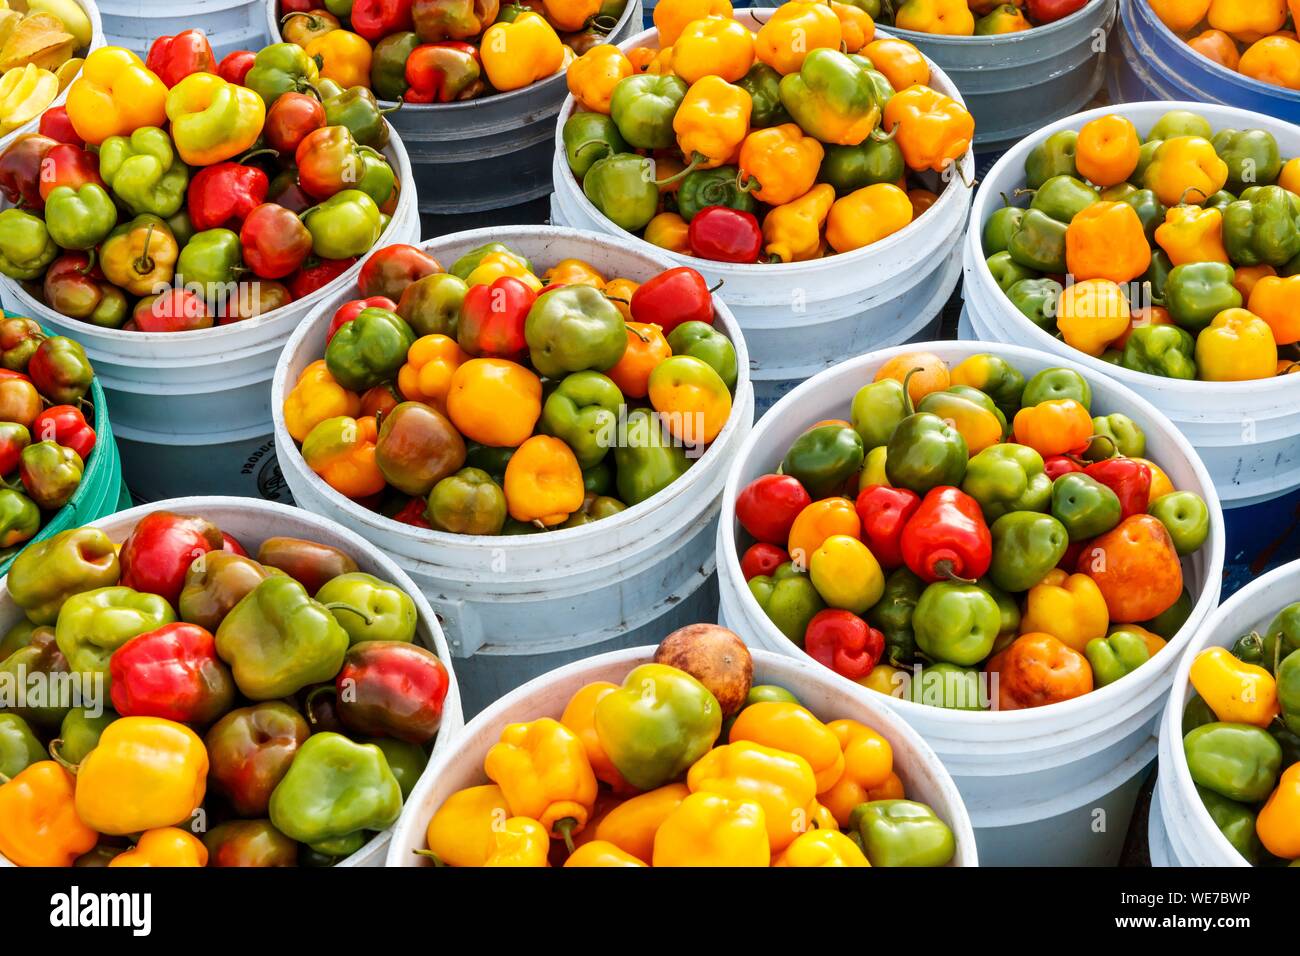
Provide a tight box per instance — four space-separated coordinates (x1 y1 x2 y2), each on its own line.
539 370 623 469
988 511 1069 592
246 42 319 107
1145 588 1193 640
979 575 1021 648
1051 472 1122 541
614 407 689 506
782 424 864 499
748 561 825 646
1024 129 1078 189
868 567 924 666
962 443 1051 521
666 320 738 391
849 799 956 867
463 443 514 485
215 575 351 700
1006 207 1068 273
1147 110 1212 141
54 586 177 685
987 251 1038 293
323 85 396 149
1030 174 1099 223
1087 413 1146 460
1183 722 1281 803
0 620 39 662
369 31 418 101
1119 188 1167 243
1212 128 1282 193
365 737 427 801
560 492 627 528
676 165 757 222
736 61 790 129
325 306 416 392
919 386 1007 437
582 460 612 496
1132 138 1162 183
0 629 69 728
1275 649 1300 734
1259 602 1300 674
97 126 189 218
851 377 908 450
913 581 1000 666
562 111 630 179
396 272 467 338
1183 693 1217 734
1121 324 1197 379
906 662 987 710
43 184 118 251
52 706 116 765
427 467 507 535
949 353 1025 415
19 441 82 511
1084 629 1151 687
0 713 44 779
982 205 1026 256
0 208 57 280
609 73 686 149
525 285 626 379
1006 278 1062 332
449 242 532 281
818 139 905 197
7 527 120 626
1165 262 1242 332
175 227 243 289
1195 786 1262 864
885 413 967 494
1205 189 1237 213
1223 186 1300 268
1148 491 1209 556
583 152 659 232
314 571 417 646
268 731 402 854
1144 248 1175 303
302 189 383 260
0 489 38 550
1022 366 1091 410
779 48 885 146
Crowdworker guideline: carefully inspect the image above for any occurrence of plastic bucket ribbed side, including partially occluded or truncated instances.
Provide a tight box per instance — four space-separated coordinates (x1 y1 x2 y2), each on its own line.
386 645 976 865
100 0 268 59
550 10 973 409
1107 0 1300 122
716 340 1225 866
265 0 643 216
962 101 1300 509
0 495 463 870
1156 558 1300 868
884 0 1115 153
273 225 755 716
0 127 419 503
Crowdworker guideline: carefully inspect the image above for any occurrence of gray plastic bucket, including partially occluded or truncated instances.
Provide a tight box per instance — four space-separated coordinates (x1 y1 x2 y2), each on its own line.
101 0 268 60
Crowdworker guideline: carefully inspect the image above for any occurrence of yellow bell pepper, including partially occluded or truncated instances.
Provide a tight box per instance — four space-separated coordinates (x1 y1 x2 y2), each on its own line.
652 791 770 865
484 716 598 844
762 183 834 263
1207 0 1287 43
653 0 733 46
857 661 905 696
1020 569 1110 653
595 783 689 861
826 183 912 254
674 15 755 84
895 0 976 35
1195 308 1278 381
687 740 818 851
1143 136 1229 207
165 72 265 167
1132 456 1175 503
484 817 551 867
305 30 373 89
563 839 648 866
109 828 208 867
738 123 824 206
397 334 467 414
861 445 889 488
543 258 605 288
1065 201 1152 285
423 784 512 866
567 44 633 113
832 1 875 52
1189 646 1279 726
503 435 586 525
882 84 974 173
561 681 631 792
1056 278 1131 356
1155 204 1230 265
774 828 871 866
809 799 839 831
645 211 691 254
819 718 895 825
728 701 846 792
648 44 675 75
65 46 168 145
1256 763 1300 860
544 0 603 32
1279 157 1300 195
674 74 751 170
75 716 208 836
481 12 565 93
810 534 885 614
465 250 543 291
755 0 843 74
0 761 98 867
284 359 362 443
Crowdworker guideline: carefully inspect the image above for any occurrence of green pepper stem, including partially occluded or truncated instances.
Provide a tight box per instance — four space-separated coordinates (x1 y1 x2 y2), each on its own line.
412 849 448 866
899 366 924 416
280 11 326 27
734 171 761 196
303 684 338 729
323 601 374 626
48 738 79 775
553 817 578 855
589 13 619 32
654 152 706 188
239 147 281 166
133 222 156 277
1083 433 1118 459
931 558 976 586
1177 186 1209 207
379 101 404 117
78 249 97 275
625 323 650 343
572 139 615 167
869 125 898 144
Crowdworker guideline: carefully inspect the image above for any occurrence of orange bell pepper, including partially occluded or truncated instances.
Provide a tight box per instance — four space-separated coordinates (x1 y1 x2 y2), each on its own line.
1066 202 1152 284
818 718 894 826
673 16 755 84
397 334 468 412
480 12 565 92
686 740 818 851
1156 204 1230 265
543 0 603 32
0 761 98 866
895 0 975 35
1233 264 1277 302
567 44 634 114
605 321 670 398
1012 398 1093 457
284 359 361 443
446 357 542 447
1239 36 1300 88
826 183 913 253
109 827 209 867
503 435 585 525
993 632 1094 710
1056 278 1131 356
875 349 950 402
832 2 875 51
301 414 386 498
543 258 605 288
563 839 648 866
1187 29 1241 70
627 46 657 72
788 497 861 566
674 75 752 170
484 716 598 845
1080 514 1184 623
763 183 835 263
596 782 690 862
305 29 373 90
1279 157 1300 195
908 188 940 219
863 37 930 90
867 770 905 801
561 681 633 792
1207 0 1287 43
65 46 168 145
653 0 734 46
652 791 770 865
1131 456 1175 503
738 123 824 206
1149 0 1211 32
882 85 974 173
602 277 640 320
774 828 871 866
424 784 511 866
1144 136 1230 207
1076 114 1140 187
1114 305 1174 350
1248 275 1300 345
728 701 845 792
1256 763 1300 860
644 211 691 254
755 1 843 74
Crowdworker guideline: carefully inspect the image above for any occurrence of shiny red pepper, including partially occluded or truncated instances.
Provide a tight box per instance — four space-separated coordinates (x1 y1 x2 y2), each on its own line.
688 206 763 263
1044 455 1084 481
1083 457 1151 520
855 484 920 570
188 161 270 232
119 511 225 606
328 295 399 341
0 421 28 474
109 622 235 725
352 0 416 40
240 203 313 280
628 266 714 335
805 609 884 680
264 92 325 155
901 485 992 582
287 257 358 299
221 532 248 555
741 542 788 580
133 289 213 332
145 29 218 88
37 144 104 202
0 133 57 210
31 405 95 460
334 641 449 745
357 243 441 300
217 50 257 86
280 0 316 11
404 42 481 103
457 275 534 359
1025 0 1088 24
392 496 433 529
295 126 372 200
735 473 813 545
38 107 82 147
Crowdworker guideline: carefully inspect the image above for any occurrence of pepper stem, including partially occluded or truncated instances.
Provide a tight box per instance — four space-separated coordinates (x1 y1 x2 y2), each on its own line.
931 558 976 585
572 139 615 167
653 152 706 188
899 366 924 416
734 171 761 196
1177 186 1209 207
303 684 338 730
412 849 448 866
133 222 156 277
322 601 374 626
1083 433 1119 459
625 323 650 343
238 147 281 166
78 249 97 275
379 101 404 117
589 13 619 33
48 738 79 775
869 125 898 144
553 817 578 855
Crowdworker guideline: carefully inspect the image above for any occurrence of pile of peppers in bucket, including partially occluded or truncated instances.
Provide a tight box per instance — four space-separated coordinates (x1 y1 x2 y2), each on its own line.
984 109 1300 381
734 350 1212 710
1147 0 1300 93
0 510 450 867
283 242 738 534
0 31 403 331
0 316 95 557
875 0 1090 36
421 624 956 866
1182 600 1300 866
560 0 974 262
276 0 633 101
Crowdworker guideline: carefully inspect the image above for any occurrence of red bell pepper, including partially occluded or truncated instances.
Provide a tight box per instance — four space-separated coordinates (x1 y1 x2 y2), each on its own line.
404 42 481 103
457 275 534 359
854 485 920 570
188 161 270 232
31 405 95 460
119 510 225 606
280 0 316 11
335 641 449 745
221 532 248 555
133 289 213 333
805 609 883 681
901 486 992 582
109 622 235 725
287 257 358 299
0 421 28 474
267 170 314 214
735 473 812 545
145 30 218 88
1025 0 1088 23
328 296 399 341
353 0 416 40
357 243 441 300
1058 538 1086 571
217 50 257 86
1083 457 1151 520
392 496 433 528
0 133 57 210
1044 454 1084 481
240 203 313 280
37 144 104 202
741 542 788 580
264 91 325 155
629 266 714 335
688 206 763 263
38 106 82 147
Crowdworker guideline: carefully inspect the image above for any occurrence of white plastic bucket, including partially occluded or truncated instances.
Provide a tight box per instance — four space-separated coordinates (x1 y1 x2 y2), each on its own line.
272 225 756 716
0 494 464 869
550 9 975 413
961 101 1300 509
1147 784 1177 867
0 0 104 156
386 644 977 866
1155 557 1300 867
99 0 268 60
0 129 420 503
716 339 1225 866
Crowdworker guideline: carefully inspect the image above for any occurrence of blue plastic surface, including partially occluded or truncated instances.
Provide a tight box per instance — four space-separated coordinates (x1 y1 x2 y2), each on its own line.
1222 490 1300 598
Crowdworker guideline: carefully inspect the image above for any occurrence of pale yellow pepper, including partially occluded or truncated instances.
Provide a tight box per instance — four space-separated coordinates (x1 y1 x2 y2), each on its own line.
687 740 818 851
1189 646 1279 727
773 828 871 866
728 701 846 792
1020 569 1110 653
673 75 752 170
673 16 755 84
1194 308 1278 381
826 183 912 254
652 791 770 865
